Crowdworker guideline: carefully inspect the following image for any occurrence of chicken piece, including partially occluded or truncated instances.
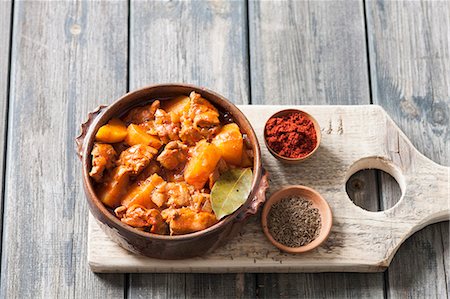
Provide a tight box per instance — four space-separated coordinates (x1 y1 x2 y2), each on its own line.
154 109 181 143
160 207 177 221
208 167 220 190
194 112 220 128
139 120 159 136
201 198 213 213
149 181 191 208
151 182 168 207
134 160 161 185
162 207 218 235
240 148 253 168
120 205 167 234
217 158 229 173
117 144 158 176
208 158 229 189
179 118 203 145
190 191 212 212
123 100 160 124
166 182 191 207
112 141 129 156
114 205 127 218
157 141 188 170
162 169 185 182
178 92 220 140
89 143 117 182
188 92 220 129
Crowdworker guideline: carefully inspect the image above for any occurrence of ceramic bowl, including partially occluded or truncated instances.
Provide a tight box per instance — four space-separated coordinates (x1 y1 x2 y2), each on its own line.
264 109 321 164
261 185 332 253
76 83 268 259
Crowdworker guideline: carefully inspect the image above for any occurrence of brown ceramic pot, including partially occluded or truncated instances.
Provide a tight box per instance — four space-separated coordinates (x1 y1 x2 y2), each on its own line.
76 83 269 259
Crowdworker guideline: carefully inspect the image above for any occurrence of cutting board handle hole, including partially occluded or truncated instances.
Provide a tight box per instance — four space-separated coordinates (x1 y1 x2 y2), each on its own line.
345 157 404 212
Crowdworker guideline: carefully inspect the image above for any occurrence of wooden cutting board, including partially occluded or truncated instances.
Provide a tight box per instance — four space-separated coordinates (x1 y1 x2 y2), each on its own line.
87 105 449 273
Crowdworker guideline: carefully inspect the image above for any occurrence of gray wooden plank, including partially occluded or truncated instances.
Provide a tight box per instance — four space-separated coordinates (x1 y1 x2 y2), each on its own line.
129 0 249 104
346 170 380 212
366 0 450 297
185 273 255 299
129 273 254 298
129 274 185 299
443 222 450 296
0 0 12 252
128 1 253 298
250 0 370 105
249 0 385 297
257 272 384 298
0 1 128 297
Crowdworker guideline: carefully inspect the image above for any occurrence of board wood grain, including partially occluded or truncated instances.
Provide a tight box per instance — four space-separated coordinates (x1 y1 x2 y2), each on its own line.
87 105 450 273
366 1 450 297
0 1 127 297
247 0 384 297
128 1 252 297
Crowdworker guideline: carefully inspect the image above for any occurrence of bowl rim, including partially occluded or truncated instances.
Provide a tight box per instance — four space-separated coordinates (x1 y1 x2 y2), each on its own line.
263 109 321 162
261 185 333 253
80 83 263 241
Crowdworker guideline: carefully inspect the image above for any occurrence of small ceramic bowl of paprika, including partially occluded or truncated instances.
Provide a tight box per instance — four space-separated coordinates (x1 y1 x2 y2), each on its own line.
263 109 321 164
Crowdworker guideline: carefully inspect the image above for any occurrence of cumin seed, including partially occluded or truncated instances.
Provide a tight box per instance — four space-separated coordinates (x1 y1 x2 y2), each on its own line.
267 196 321 248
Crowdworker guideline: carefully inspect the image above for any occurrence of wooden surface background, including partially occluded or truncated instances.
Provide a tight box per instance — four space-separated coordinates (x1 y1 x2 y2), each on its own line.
0 0 448 298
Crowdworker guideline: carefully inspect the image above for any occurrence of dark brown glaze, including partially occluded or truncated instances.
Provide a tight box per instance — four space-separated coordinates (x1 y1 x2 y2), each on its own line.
76 83 268 259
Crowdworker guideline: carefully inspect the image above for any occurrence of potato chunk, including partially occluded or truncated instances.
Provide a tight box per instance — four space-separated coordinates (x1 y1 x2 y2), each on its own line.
95 118 128 143
161 95 190 119
125 123 162 149
212 123 243 165
121 174 165 209
96 167 130 208
184 140 221 189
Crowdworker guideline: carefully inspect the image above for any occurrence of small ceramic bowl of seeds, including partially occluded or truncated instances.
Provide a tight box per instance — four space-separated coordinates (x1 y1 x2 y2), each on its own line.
261 185 332 253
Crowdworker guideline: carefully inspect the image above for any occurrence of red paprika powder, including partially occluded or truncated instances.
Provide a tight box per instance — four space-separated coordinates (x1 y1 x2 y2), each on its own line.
265 112 317 159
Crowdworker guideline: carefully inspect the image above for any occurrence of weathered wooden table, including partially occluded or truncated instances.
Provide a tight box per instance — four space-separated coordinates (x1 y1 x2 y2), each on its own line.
0 0 448 298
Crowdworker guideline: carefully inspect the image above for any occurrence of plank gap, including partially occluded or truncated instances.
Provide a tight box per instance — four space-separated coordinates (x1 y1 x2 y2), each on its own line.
126 0 131 92
383 268 389 299
439 224 449 298
245 0 252 105
0 0 14 276
362 0 374 104
124 273 129 299
375 170 383 211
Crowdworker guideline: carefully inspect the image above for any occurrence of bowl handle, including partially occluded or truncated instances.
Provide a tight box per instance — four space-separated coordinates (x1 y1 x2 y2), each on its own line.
75 105 108 160
236 169 269 221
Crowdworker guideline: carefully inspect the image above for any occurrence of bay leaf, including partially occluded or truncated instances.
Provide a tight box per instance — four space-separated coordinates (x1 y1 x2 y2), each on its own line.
211 168 253 220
